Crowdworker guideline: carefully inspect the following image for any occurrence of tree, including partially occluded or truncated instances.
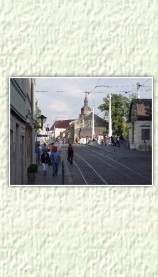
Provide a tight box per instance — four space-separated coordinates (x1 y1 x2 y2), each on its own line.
98 94 131 138
34 100 41 134
129 92 137 101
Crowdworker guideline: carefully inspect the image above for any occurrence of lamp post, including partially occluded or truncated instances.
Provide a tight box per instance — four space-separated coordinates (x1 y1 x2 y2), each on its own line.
36 114 47 149
38 114 47 129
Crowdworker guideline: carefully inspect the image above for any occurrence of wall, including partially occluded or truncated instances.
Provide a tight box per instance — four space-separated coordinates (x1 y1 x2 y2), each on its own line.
10 78 34 184
1 1 158 276
10 111 25 184
129 121 152 151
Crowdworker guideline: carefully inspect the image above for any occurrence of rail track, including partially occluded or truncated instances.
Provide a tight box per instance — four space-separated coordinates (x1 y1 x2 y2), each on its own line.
63 146 152 185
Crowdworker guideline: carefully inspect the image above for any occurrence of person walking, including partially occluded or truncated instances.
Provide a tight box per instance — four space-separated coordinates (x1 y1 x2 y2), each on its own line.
51 142 56 152
41 149 50 176
67 144 74 165
119 134 124 147
113 136 117 147
111 136 114 146
42 143 48 152
35 144 41 165
51 146 60 176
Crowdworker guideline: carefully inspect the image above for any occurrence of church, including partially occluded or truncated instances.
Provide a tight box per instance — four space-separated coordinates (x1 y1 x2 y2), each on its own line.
70 93 108 144
50 94 108 144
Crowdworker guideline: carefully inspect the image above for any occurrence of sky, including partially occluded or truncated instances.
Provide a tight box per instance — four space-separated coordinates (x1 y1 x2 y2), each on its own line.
35 77 152 130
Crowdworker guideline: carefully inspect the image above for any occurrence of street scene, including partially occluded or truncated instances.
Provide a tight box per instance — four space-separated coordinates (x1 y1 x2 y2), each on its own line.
10 77 153 186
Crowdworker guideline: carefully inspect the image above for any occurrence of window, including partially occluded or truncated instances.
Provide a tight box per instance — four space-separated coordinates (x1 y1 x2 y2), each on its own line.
141 129 150 140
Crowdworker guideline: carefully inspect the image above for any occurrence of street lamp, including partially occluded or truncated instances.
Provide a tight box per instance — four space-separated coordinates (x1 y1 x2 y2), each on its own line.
38 114 47 129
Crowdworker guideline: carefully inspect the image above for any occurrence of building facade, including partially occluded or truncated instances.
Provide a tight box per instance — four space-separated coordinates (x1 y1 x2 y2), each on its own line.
10 78 35 185
50 119 74 142
128 99 152 151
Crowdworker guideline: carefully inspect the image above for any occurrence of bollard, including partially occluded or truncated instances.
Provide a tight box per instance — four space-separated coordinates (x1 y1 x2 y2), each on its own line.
62 161 65 184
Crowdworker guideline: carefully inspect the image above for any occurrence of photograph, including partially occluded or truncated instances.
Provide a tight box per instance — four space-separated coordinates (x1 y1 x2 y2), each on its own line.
9 77 153 186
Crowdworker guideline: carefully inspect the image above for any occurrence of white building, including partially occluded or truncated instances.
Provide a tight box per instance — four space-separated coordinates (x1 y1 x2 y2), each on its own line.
128 99 152 151
50 119 74 141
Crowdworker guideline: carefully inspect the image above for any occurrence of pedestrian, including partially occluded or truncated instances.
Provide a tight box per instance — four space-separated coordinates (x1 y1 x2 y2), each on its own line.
42 143 48 152
41 148 50 176
35 144 41 165
58 139 62 150
51 142 56 152
51 146 60 176
104 135 108 145
67 143 74 165
113 136 117 147
111 136 114 146
119 134 124 147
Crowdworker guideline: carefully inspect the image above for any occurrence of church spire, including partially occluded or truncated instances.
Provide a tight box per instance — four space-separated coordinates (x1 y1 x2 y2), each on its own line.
79 92 92 118
84 92 88 107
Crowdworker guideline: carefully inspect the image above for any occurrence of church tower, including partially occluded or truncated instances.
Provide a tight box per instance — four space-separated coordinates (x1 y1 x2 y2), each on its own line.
79 93 92 118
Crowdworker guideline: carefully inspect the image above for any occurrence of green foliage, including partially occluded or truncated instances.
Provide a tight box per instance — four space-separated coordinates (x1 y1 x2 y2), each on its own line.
129 92 137 101
98 94 131 137
34 100 41 133
102 129 108 135
122 122 129 139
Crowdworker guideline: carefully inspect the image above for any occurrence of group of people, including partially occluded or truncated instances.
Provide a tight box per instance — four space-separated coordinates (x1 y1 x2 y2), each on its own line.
35 142 61 177
110 134 124 147
35 142 74 177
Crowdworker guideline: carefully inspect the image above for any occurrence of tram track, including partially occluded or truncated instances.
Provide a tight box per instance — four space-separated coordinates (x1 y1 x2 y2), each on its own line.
89 149 151 182
74 154 108 185
63 146 152 185
74 152 145 185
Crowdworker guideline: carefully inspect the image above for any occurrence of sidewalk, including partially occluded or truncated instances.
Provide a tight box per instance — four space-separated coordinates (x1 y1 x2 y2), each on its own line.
34 150 73 186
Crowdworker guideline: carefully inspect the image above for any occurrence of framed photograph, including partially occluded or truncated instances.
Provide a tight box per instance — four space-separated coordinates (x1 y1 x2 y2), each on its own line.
9 77 153 186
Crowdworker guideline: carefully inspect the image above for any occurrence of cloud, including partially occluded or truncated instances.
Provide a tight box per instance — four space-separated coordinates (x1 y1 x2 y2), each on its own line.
50 100 70 113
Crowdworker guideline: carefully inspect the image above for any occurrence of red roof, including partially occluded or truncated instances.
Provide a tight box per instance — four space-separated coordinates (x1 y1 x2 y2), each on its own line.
50 119 74 130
